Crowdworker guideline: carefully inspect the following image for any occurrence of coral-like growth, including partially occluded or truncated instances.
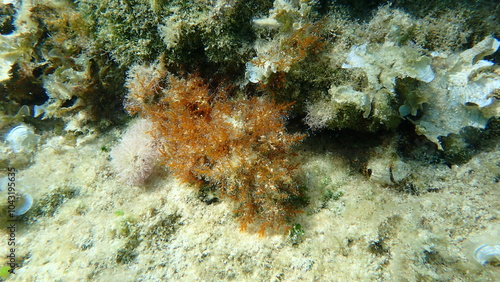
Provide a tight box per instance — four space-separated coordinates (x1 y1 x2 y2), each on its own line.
125 61 304 235
0 1 125 132
246 20 326 84
110 118 160 186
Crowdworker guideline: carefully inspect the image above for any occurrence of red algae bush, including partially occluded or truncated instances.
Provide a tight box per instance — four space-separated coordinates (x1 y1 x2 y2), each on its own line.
124 61 305 235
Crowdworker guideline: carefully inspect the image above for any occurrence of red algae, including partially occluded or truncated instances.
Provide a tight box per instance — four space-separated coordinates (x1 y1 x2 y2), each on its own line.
125 62 304 235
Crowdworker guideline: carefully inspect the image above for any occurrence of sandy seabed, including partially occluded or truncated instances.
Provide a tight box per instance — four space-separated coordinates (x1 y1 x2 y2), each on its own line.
2 128 499 281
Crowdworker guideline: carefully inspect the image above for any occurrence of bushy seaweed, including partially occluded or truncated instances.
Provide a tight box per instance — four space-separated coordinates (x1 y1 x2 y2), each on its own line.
125 61 304 235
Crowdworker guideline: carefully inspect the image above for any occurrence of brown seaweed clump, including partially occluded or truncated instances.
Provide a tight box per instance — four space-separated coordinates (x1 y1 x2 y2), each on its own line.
124 61 304 235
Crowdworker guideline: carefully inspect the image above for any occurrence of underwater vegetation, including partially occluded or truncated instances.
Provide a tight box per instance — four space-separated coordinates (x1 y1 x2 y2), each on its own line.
124 61 304 235
1 0 500 235
0 0 125 135
1 1 500 280
246 17 326 85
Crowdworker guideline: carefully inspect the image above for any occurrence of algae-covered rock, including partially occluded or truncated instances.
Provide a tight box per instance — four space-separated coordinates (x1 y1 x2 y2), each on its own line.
245 0 323 84
413 36 500 147
305 42 435 131
79 0 271 75
0 0 126 133
305 36 500 148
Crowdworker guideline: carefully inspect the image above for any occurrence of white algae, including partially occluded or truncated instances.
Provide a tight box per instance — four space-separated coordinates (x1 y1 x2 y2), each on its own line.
414 36 500 146
306 36 500 148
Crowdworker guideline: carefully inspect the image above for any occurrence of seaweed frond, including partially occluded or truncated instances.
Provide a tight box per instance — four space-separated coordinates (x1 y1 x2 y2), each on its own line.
125 62 304 234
